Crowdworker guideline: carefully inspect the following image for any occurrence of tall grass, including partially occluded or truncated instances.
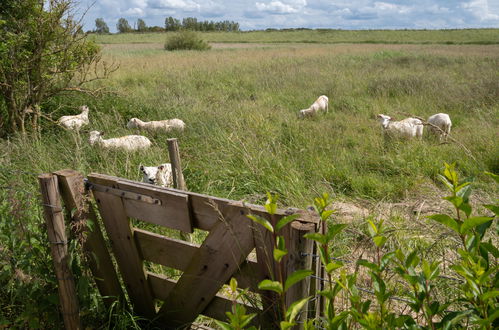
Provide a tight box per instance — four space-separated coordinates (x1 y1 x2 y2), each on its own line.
89 29 499 45
1 40 498 327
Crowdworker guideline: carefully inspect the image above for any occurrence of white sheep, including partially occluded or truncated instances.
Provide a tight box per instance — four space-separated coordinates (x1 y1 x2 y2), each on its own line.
140 163 173 188
126 118 185 133
298 95 329 118
58 105 89 130
89 131 152 151
377 114 424 139
427 113 452 141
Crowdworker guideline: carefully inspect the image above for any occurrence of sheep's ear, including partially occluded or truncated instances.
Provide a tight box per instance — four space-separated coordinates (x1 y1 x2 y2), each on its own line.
158 165 164 170
139 165 145 172
100 131 105 135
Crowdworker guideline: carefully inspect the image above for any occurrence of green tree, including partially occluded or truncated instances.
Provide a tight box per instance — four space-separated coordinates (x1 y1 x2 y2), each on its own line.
136 18 147 32
116 17 132 33
182 17 198 30
165 16 180 31
0 0 114 136
94 17 109 34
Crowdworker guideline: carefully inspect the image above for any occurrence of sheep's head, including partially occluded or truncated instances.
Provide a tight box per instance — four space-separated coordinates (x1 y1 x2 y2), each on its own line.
140 165 159 184
80 105 89 113
377 114 391 128
89 131 103 145
127 118 139 129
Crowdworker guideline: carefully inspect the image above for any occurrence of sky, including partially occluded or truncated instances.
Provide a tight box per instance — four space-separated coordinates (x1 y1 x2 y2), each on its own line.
76 0 499 32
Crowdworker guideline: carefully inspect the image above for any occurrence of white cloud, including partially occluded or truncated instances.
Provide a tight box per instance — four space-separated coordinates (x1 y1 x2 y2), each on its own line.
461 0 499 21
255 1 307 15
77 0 499 32
149 0 201 11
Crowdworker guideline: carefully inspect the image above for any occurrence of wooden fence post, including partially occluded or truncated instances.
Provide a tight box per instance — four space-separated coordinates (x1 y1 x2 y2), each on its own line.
38 173 81 330
54 169 124 309
167 138 191 242
167 138 187 191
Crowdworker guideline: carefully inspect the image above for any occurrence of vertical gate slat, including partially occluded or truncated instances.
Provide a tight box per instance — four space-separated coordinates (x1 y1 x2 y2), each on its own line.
157 205 255 327
90 176 156 319
54 170 124 309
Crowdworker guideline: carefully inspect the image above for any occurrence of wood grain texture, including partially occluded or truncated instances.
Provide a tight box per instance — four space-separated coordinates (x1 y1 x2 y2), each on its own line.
39 174 81 330
55 170 124 309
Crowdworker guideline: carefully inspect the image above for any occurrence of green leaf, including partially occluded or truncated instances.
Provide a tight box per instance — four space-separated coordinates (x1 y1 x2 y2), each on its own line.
367 219 378 236
276 235 286 250
484 204 499 216
258 280 283 294
321 209 335 220
325 261 343 273
229 277 238 293
246 214 273 233
280 321 294 330
213 320 232 330
373 235 387 247
284 270 313 291
273 248 287 262
428 214 460 233
303 233 328 245
482 290 499 302
482 241 499 258
357 259 378 271
276 214 299 232
264 192 278 215
484 171 499 184
461 216 493 234
438 174 453 191
285 297 310 322
327 223 348 240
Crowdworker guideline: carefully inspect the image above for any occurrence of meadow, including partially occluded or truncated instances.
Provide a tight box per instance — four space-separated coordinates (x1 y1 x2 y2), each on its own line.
0 31 498 327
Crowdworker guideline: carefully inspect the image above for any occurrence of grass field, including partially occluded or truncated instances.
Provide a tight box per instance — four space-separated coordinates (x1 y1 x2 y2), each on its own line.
90 28 499 45
1 31 498 327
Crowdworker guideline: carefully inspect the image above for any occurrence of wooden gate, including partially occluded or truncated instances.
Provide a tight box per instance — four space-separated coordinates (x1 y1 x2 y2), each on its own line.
43 170 317 329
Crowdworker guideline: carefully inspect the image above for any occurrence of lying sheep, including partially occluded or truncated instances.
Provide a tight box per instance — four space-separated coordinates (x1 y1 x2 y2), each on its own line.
140 163 173 188
58 105 89 130
127 118 185 133
428 113 452 141
377 114 424 139
89 131 151 151
298 95 329 118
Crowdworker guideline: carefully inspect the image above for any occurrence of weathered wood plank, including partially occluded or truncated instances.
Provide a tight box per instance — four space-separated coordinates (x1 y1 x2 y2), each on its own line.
157 205 256 327
89 175 156 319
167 138 187 191
55 170 124 309
38 174 81 330
147 271 262 323
87 174 193 233
86 173 315 232
135 228 264 291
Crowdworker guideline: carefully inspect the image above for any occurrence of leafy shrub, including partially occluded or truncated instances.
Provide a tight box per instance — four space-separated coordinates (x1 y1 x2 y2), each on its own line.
164 31 211 51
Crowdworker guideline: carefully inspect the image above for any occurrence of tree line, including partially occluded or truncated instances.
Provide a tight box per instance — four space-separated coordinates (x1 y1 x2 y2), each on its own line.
94 17 240 34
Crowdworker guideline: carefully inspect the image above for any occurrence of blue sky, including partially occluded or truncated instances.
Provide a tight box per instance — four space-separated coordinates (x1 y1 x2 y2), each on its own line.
77 0 499 32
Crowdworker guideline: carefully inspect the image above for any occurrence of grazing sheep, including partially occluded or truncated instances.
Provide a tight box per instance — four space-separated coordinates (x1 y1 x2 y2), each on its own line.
140 163 173 188
126 118 185 133
428 113 452 141
58 105 89 130
89 131 151 151
377 114 424 139
298 95 329 118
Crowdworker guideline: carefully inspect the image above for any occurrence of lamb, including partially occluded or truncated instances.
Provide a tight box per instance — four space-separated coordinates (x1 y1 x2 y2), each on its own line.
127 118 185 133
140 163 173 188
298 95 329 118
58 105 89 130
377 114 424 139
89 131 152 151
427 113 452 141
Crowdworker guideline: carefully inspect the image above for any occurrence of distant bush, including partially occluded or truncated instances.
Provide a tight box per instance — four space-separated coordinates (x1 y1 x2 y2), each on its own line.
164 31 211 51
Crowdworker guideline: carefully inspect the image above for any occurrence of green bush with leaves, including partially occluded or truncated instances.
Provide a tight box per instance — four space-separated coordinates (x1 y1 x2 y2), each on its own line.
164 30 211 51
230 164 498 329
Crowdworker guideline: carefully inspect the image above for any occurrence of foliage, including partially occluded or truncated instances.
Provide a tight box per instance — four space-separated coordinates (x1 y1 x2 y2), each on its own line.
164 30 211 51
247 193 312 329
94 18 109 34
163 16 240 32
116 18 132 33
136 19 147 33
0 0 112 137
214 278 257 330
